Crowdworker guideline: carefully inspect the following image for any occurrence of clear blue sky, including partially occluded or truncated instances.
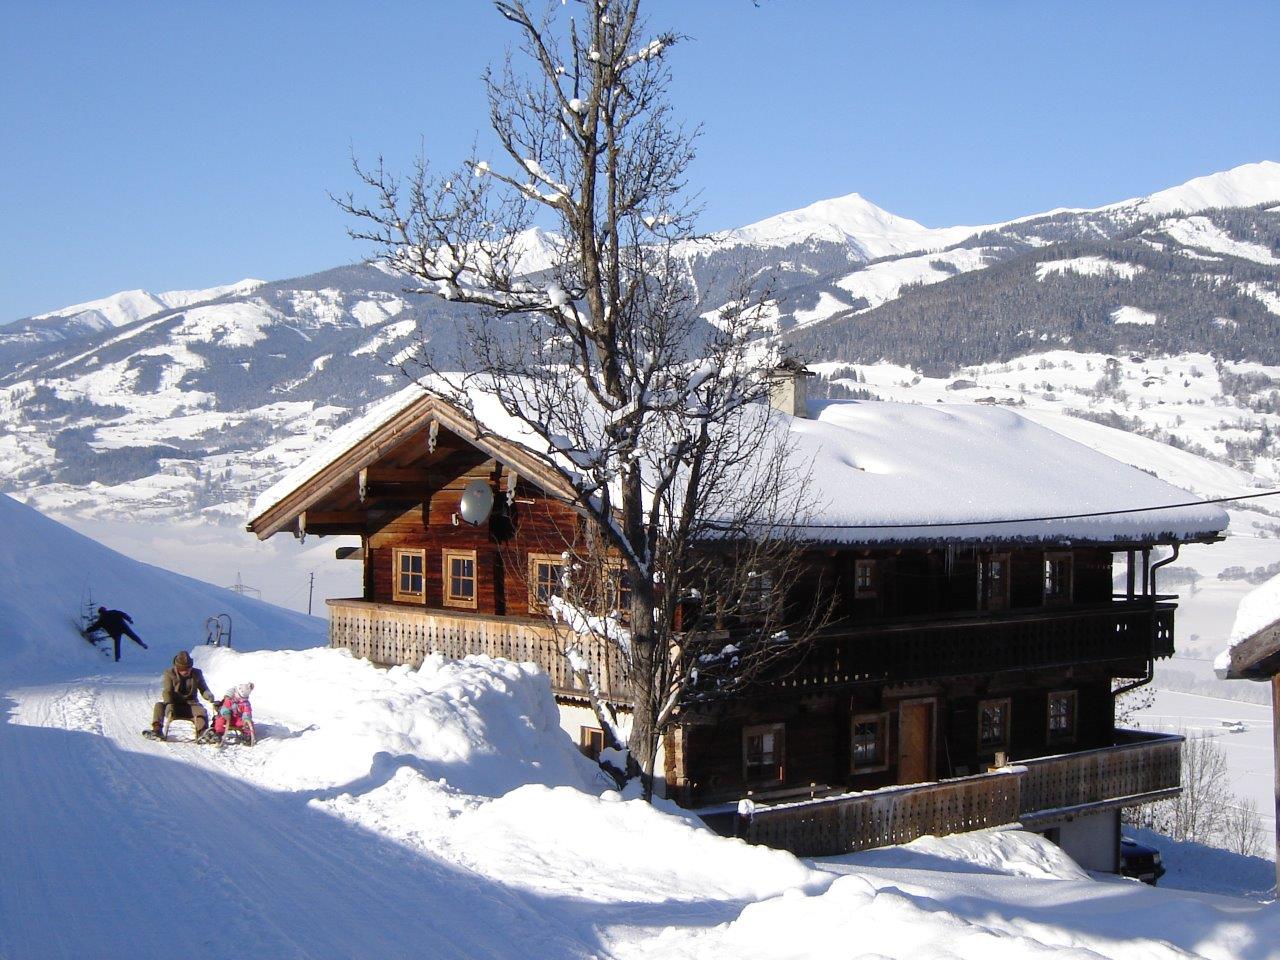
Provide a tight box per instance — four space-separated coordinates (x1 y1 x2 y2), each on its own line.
3 1 1278 320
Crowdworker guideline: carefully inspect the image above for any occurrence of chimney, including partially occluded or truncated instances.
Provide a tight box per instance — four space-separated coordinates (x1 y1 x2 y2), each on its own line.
768 357 815 418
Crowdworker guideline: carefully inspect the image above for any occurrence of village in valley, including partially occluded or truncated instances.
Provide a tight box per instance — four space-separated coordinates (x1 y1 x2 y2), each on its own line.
3 2 1280 958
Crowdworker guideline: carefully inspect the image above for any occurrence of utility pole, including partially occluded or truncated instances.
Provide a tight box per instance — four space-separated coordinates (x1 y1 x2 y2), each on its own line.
307 571 315 616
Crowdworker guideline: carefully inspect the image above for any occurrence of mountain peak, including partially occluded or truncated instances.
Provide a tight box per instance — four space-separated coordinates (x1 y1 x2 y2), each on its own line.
1129 160 1280 217
726 191 983 261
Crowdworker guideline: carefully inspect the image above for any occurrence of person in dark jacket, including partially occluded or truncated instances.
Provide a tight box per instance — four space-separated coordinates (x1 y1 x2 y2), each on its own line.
84 607 148 663
149 651 217 740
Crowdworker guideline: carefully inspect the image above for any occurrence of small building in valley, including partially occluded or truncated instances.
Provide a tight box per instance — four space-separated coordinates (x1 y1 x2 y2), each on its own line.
247 372 1227 868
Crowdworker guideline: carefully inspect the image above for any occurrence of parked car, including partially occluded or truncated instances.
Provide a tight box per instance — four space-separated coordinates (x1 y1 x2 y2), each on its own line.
1119 836 1166 885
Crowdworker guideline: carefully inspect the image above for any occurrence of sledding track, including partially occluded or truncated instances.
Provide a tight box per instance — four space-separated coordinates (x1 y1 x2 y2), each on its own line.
0 675 597 960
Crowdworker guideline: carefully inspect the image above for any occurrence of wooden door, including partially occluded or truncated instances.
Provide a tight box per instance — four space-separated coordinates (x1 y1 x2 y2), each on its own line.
898 699 936 783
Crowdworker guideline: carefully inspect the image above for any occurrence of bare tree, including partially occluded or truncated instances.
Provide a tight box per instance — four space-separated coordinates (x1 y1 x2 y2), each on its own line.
1221 797 1265 858
338 0 823 797
1142 731 1231 843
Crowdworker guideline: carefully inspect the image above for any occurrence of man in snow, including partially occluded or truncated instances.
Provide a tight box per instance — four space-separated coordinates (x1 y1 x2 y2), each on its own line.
84 606 148 663
148 651 217 741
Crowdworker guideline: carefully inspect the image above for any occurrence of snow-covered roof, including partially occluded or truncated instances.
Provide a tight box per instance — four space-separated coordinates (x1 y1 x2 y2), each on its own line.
1215 571 1280 680
249 382 1228 547
783 400 1227 544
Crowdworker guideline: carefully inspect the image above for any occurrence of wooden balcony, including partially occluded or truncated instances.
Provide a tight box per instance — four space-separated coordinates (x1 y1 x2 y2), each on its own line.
327 598 630 702
737 730 1182 857
766 601 1175 690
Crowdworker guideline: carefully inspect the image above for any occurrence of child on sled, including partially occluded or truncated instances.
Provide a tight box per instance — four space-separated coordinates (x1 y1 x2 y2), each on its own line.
212 682 256 745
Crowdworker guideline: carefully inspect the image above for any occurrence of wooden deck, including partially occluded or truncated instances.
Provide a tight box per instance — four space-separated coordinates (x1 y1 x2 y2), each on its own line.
737 731 1182 857
327 598 630 702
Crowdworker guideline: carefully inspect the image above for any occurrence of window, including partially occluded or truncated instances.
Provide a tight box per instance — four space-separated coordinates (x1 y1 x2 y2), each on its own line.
392 548 425 603
979 698 1011 751
742 570 774 617
579 726 605 761
1047 691 1077 743
443 549 478 609
851 712 889 771
1044 553 1073 605
978 554 1010 611
854 559 878 599
743 723 785 784
528 553 564 612
608 562 632 620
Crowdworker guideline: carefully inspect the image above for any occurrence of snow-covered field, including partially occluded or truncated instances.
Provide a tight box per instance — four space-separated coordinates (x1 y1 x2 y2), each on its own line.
1134 689 1277 852
5 494 1280 959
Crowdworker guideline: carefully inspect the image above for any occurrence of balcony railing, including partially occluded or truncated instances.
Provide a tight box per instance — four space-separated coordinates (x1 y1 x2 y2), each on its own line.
738 730 1182 858
327 598 630 702
765 601 1174 691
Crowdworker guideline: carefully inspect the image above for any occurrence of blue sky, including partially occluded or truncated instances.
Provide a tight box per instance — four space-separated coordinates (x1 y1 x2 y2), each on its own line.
2 1 1277 319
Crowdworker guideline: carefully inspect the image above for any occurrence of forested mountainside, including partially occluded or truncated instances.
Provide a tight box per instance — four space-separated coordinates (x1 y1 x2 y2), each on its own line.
0 162 1276 524
787 202 1280 372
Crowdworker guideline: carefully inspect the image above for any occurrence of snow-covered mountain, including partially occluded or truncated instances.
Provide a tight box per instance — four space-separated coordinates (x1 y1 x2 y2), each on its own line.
721 191 988 259
0 162 1277 533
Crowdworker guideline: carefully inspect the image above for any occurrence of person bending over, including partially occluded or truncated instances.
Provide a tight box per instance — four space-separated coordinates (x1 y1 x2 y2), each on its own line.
85 606 148 663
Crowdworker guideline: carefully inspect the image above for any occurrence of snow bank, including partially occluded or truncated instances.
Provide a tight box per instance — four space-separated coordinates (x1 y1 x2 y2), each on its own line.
831 827 1090 881
193 644 819 910
195 646 599 798
0 494 324 682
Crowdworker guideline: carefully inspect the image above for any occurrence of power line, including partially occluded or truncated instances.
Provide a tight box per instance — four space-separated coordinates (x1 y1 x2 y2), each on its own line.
711 489 1280 532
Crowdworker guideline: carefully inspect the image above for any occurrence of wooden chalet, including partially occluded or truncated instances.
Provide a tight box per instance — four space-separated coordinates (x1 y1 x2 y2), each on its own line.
247 370 1228 869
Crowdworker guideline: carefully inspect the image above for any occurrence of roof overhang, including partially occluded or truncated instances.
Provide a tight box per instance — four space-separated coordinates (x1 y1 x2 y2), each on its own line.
1217 620 1280 682
246 392 576 540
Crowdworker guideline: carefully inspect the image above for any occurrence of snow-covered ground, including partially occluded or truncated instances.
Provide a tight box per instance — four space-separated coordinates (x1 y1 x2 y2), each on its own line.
5 494 1280 959
1133 689 1277 852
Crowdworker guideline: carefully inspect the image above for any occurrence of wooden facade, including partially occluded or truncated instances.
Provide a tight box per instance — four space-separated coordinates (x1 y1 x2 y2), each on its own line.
247 388 1223 857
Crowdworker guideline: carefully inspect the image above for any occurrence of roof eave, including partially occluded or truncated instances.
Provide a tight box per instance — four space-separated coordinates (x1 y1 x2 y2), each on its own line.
246 393 577 540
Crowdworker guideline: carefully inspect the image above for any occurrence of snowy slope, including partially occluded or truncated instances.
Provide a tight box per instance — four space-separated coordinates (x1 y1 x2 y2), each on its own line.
5 526 1279 958
0 493 324 682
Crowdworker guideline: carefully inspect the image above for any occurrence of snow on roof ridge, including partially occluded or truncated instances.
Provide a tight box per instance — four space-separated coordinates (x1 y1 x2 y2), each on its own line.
249 384 1229 546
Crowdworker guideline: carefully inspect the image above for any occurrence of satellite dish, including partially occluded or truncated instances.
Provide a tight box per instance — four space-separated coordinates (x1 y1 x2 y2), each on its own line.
458 478 495 525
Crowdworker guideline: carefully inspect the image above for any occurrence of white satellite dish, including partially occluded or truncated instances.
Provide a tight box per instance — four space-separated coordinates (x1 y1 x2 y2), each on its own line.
458 478 495 525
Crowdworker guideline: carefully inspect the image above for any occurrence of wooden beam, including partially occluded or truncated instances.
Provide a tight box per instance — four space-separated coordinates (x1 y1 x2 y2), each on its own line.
1274 674 1279 897
303 510 368 526
365 466 435 483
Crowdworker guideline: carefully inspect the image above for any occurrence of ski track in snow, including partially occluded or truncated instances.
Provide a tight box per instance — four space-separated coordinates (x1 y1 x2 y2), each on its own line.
1 677 597 960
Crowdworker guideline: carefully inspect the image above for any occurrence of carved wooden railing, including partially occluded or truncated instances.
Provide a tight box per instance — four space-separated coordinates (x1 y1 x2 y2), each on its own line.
742 771 1023 858
739 731 1182 857
768 602 1175 691
1018 729 1183 822
327 598 630 702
